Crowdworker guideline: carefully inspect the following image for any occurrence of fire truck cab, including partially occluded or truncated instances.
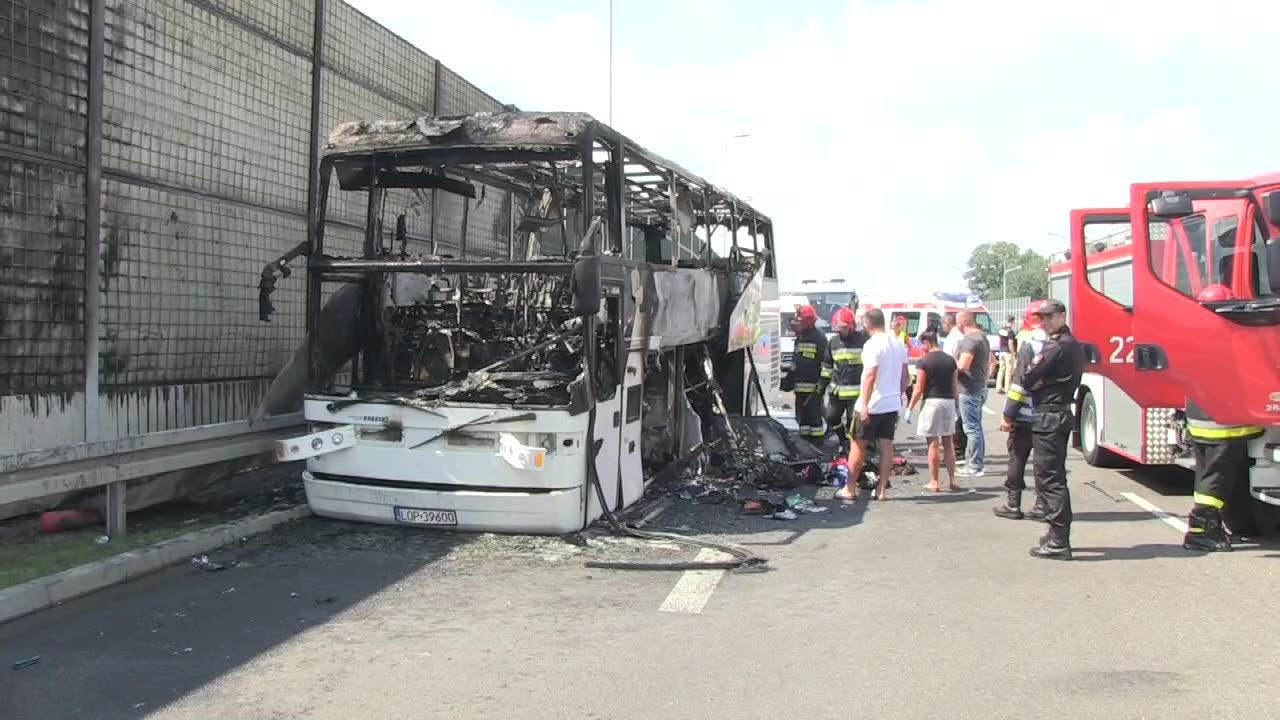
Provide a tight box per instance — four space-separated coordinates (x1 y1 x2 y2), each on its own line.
1054 174 1280 530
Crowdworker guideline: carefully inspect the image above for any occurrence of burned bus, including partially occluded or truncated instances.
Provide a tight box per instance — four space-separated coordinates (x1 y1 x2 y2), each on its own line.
261 112 781 534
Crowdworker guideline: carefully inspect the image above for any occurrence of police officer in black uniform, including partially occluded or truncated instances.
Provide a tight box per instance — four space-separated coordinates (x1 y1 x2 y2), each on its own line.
1181 398 1265 551
999 299 1084 560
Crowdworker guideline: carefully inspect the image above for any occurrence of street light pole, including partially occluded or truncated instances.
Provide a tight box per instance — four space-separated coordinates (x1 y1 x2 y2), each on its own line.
1002 262 1022 302
722 133 751 197
722 133 751 165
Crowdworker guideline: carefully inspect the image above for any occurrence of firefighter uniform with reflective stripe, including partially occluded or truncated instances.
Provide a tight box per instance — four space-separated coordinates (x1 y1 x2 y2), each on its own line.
1001 318 1084 557
792 324 828 439
1182 398 1265 551
996 326 1048 520
822 328 868 455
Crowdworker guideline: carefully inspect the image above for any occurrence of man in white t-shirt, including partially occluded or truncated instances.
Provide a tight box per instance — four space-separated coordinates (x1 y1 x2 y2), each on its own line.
837 308 909 502
941 311 968 456
941 312 965 357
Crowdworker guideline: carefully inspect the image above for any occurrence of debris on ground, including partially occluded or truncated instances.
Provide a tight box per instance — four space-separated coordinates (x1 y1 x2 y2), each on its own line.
859 471 888 490
892 456 918 476
191 555 226 572
12 656 41 670
785 494 829 514
652 415 831 514
771 509 798 521
694 488 727 504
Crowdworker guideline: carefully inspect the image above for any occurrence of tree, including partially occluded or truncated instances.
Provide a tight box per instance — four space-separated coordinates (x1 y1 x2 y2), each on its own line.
964 242 1049 300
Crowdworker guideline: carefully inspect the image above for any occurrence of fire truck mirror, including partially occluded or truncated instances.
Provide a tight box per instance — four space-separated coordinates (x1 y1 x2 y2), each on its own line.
1265 191 1280 226
1149 190 1194 218
571 255 602 316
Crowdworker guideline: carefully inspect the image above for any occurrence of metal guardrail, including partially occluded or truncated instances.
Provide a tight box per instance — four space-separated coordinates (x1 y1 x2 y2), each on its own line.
0 415 305 537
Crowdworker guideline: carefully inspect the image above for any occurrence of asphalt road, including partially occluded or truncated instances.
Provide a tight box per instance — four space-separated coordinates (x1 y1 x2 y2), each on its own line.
3 396 1279 720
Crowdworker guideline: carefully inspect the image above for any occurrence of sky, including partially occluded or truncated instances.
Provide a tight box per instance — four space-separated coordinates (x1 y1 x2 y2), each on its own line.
348 0 1280 295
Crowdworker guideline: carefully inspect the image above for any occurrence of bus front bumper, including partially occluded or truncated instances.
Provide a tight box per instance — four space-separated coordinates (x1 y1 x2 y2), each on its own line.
302 471 588 535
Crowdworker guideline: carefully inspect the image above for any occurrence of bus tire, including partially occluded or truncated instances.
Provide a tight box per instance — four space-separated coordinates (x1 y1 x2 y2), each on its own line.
1080 392 1122 468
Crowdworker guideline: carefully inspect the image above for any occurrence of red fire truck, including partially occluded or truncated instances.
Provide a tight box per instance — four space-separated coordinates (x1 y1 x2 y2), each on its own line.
1049 173 1280 532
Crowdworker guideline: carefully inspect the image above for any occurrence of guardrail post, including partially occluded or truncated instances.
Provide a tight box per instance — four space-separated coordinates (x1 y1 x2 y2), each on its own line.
105 480 127 538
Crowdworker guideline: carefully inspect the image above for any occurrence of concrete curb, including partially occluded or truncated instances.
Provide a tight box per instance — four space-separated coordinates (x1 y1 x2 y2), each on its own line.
0 505 312 626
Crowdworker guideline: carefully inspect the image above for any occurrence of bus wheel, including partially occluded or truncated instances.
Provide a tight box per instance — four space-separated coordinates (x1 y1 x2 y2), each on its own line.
1080 393 1121 468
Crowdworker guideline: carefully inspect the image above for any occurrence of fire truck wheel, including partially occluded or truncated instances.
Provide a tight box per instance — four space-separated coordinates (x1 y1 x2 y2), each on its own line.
1079 392 1121 468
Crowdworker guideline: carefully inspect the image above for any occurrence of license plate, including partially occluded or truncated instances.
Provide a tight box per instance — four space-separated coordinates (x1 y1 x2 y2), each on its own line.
393 507 458 526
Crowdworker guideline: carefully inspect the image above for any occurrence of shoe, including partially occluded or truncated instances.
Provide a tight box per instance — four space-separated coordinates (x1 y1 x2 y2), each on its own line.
992 505 1023 520
1026 506 1047 522
1184 508 1232 552
1028 542 1072 560
1183 532 1232 552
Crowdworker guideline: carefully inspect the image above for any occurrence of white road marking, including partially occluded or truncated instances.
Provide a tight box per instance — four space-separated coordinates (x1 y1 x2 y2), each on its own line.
982 406 995 415
1122 491 1189 533
659 548 732 614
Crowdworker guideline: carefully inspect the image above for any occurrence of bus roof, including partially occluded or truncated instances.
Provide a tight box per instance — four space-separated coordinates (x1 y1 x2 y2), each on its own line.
322 111 772 228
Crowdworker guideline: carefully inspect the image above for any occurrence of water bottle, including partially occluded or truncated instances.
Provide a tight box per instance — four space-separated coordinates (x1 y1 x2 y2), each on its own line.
833 463 849 488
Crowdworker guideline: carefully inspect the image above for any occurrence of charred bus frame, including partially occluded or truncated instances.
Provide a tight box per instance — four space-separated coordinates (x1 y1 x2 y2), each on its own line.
264 113 780 533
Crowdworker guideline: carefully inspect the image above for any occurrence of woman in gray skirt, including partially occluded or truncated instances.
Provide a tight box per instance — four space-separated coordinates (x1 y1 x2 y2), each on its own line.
906 331 962 492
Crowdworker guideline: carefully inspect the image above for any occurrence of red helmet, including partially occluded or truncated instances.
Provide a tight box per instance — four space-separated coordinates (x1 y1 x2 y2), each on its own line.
834 307 855 329
1196 284 1232 302
796 305 818 328
1022 300 1046 331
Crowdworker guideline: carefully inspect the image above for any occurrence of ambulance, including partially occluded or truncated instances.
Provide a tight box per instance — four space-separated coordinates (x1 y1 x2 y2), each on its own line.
857 293 999 384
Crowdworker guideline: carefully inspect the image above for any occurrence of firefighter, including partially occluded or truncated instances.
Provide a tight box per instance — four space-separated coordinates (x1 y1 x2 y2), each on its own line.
993 301 1049 522
788 305 828 442
998 299 1084 560
822 306 868 456
1181 401 1265 551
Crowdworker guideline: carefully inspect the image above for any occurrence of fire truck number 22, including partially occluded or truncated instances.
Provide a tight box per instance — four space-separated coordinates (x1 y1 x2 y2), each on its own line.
1108 335 1136 364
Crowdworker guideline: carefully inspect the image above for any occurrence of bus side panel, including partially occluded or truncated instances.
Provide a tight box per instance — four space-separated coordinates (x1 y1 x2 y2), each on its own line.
756 277 783 412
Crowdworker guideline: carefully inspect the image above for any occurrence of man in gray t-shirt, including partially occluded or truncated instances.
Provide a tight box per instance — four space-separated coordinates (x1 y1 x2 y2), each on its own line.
954 312 991 476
